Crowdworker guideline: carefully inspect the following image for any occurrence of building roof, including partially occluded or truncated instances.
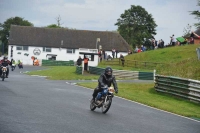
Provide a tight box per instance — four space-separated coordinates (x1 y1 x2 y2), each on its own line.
194 28 200 36
9 25 131 52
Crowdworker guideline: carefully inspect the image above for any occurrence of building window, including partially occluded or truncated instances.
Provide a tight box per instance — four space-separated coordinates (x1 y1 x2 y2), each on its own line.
43 47 51 52
16 46 29 51
67 49 75 54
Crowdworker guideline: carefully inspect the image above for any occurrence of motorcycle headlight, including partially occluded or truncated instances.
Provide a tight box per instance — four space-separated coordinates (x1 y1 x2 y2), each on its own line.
2 67 7 71
108 87 115 93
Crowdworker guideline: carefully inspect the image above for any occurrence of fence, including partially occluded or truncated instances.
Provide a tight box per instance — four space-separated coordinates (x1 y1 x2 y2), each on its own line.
42 60 74 66
102 59 166 69
155 75 200 103
88 66 154 80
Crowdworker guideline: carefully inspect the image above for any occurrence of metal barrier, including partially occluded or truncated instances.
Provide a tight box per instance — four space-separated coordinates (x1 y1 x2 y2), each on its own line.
88 66 154 80
42 60 74 66
76 66 82 75
155 75 200 103
102 59 167 70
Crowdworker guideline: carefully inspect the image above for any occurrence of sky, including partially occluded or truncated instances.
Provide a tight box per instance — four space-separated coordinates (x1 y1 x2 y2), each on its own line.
0 0 199 45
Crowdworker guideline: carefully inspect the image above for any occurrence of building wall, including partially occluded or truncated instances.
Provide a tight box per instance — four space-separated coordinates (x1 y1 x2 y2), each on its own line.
8 45 128 66
194 39 200 44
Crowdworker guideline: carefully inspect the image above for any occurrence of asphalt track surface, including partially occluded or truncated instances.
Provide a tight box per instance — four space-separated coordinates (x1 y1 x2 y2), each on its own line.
0 66 199 133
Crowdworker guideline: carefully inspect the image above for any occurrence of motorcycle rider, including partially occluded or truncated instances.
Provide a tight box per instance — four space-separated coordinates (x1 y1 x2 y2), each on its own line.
0 56 11 78
11 58 16 70
92 67 118 102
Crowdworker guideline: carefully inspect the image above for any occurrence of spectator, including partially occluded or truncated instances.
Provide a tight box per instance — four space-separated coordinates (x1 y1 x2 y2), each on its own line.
161 39 164 48
141 45 146 52
171 34 176 46
112 49 115 58
98 50 102 62
102 50 106 60
158 40 161 48
120 54 125 67
128 50 132 55
151 39 155 50
115 49 119 58
107 55 112 61
76 56 83 66
134 46 139 53
137 48 142 53
84 55 89 71
190 37 194 44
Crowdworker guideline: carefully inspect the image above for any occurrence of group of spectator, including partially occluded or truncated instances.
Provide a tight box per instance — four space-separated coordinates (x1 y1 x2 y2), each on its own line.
76 55 89 71
77 31 200 68
97 48 119 62
130 31 199 54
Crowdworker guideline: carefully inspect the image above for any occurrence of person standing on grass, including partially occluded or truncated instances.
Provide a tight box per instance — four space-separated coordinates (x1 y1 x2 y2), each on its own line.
84 55 89 71
171 34 176 46
76 56 83 66
120 54 125 67
112 49 115 58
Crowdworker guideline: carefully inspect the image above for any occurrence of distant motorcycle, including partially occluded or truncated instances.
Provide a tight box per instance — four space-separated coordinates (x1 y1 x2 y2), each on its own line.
1 66 7 81
90 87 115 114
11 64 16 71
18 62 23 69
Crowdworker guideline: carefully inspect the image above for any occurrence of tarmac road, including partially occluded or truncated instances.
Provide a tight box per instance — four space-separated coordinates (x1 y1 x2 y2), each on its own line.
0 66 199 133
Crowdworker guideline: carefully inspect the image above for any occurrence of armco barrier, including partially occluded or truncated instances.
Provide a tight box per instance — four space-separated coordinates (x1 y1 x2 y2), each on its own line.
88 66 154 80
155 75 200 103
42 60 74 66
76 66 82 75
89 66 105 75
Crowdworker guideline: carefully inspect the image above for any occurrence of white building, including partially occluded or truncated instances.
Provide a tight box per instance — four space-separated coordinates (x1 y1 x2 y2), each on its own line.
8 25 131 66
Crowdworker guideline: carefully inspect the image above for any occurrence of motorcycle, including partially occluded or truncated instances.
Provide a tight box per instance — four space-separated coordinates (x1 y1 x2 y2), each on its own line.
1 66 7 81
18 62 23 69
11 64 16 71
90 87 115 114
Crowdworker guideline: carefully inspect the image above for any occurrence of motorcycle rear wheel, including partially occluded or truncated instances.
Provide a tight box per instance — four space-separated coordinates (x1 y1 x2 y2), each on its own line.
90 99 96 111
102 97 112 114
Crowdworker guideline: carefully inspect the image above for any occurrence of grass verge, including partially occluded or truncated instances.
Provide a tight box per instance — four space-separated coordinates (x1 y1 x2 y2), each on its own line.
77 82 200 119
27 66 99 80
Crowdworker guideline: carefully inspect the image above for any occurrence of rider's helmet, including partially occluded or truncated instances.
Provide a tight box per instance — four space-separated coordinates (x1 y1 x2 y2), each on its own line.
104 67 112 77
3 56 8 61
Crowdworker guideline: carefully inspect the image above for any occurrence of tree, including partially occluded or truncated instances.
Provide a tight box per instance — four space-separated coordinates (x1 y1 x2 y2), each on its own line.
115 5 157 48
183 24 192 37
0 17 33 54
191 0 200 28
46 24 62 28
46 15 64 28
55 15 63 27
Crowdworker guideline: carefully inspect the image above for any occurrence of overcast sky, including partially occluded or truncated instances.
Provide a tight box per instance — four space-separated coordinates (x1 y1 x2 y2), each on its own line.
0 0 199 45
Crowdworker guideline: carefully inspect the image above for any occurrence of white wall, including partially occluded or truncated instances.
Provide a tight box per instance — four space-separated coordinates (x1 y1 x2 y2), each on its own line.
8 45 101 66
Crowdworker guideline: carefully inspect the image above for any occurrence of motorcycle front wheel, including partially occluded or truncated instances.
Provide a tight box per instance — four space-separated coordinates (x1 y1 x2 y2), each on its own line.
102 97 112 114
90 99 96 111
2 73 5 81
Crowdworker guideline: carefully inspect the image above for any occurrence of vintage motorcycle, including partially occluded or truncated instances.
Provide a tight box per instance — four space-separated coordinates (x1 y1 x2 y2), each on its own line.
90 87 115 114
1 66 7 81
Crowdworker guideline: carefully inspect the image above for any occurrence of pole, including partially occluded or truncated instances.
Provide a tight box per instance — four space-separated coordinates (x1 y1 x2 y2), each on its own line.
96 40 98 50
2 43 4 55
154 69 156 82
